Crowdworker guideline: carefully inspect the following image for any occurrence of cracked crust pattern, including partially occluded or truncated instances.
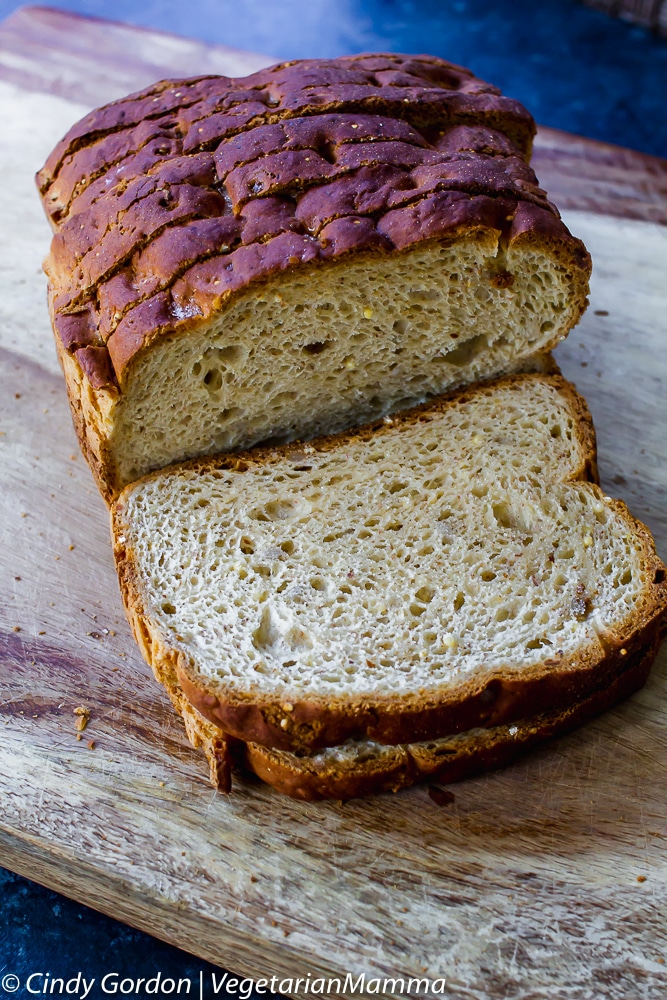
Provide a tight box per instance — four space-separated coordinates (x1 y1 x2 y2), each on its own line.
37 53 590 394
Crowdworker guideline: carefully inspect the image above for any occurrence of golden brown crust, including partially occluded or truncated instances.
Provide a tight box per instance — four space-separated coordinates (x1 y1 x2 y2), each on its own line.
54 338 121 497
149 625 658 800
239 634 658 800
112 372 667 754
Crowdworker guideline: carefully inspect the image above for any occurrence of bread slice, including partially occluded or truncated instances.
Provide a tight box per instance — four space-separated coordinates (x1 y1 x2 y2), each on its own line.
111 373 667 767
166 632 659 799
38 54 591 500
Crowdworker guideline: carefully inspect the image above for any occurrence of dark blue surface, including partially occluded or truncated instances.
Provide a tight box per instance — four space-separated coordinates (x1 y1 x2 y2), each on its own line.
1 0 667 154
0 868 280 999
2 0 667 991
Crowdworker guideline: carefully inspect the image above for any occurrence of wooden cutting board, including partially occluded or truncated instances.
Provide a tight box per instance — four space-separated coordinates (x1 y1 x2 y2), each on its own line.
1 8 667 998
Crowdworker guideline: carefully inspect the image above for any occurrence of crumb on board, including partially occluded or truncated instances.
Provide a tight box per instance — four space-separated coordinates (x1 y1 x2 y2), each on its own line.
73 706 90 733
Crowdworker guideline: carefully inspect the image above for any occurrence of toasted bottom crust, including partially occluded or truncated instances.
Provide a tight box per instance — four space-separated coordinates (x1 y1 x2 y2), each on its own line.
166 632 657 800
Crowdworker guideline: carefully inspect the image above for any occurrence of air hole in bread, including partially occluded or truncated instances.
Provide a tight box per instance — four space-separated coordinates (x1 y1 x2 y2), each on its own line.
202 369 223 392
302 341 331 356
387 481 408 495
409 288 441 304
492 502 514 528
415 586 435 604
525 637 550 650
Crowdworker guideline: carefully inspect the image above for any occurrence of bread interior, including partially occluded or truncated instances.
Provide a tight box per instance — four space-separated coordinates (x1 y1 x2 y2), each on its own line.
111 236 581 486
117 377 650 712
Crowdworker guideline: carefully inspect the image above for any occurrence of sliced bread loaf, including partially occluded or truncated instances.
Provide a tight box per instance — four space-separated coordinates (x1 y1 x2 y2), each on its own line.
38 54 591 500
111 373 667 768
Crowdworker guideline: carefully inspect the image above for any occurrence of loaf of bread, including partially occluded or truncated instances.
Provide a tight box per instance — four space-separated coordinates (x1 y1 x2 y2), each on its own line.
112 374 667 795
38 54 664 801
37 54 591 501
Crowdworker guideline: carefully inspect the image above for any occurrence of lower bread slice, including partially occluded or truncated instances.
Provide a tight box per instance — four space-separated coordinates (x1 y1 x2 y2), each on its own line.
113 372 667 760
167 631 658 800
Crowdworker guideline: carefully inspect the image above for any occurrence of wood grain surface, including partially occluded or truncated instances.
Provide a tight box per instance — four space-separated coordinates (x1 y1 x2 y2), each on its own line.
1 8 666 1000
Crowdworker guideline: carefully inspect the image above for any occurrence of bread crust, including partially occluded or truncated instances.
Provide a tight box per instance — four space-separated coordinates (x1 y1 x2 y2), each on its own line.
147 623 658 800
112 373 667 754
176 596 664 752
240 633 659 799
38 55 591 500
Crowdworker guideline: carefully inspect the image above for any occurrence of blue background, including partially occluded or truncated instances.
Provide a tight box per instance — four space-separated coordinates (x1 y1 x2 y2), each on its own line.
1 0 667 154
1 0 666 994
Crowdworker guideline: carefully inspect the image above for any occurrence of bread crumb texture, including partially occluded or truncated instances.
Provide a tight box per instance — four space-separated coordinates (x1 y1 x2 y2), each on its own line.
117 378 659 707
111 240 578 486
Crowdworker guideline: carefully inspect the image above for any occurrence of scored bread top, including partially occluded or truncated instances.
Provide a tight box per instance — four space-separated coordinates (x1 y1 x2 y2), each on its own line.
112 374 667 752
36 54 589 391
